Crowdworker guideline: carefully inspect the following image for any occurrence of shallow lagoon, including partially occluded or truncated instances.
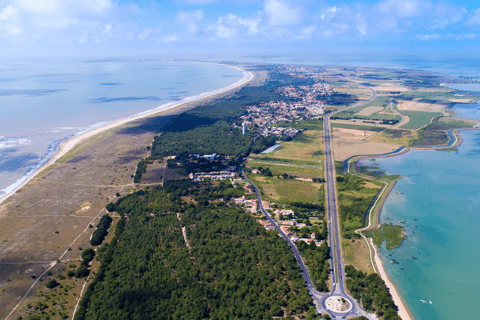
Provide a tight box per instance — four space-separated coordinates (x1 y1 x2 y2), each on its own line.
359 103 480 319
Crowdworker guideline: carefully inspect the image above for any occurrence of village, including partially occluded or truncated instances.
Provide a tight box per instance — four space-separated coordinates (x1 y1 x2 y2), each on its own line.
238 79 333 138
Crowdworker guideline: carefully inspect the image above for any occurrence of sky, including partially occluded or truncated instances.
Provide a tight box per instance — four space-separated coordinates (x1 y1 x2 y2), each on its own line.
1 0 480 58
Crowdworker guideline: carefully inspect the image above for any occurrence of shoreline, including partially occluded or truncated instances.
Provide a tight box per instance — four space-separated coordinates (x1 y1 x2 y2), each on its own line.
353 127 479 320
0 64 254 207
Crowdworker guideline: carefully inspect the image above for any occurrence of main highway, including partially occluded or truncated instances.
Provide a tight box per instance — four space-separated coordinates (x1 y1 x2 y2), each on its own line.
320 87 377 317
244 87 377 319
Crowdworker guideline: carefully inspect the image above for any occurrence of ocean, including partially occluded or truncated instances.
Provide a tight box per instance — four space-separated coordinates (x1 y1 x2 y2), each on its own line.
358 101 480 320
0 59 246 200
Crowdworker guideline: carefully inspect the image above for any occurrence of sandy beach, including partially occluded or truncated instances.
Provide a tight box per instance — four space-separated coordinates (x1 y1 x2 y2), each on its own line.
0 65 253 207
371 240 414 320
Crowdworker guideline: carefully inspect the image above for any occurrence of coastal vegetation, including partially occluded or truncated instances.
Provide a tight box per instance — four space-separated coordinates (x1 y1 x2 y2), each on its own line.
74 181 314 319
366 224 406 250
345 265 400 319
335 174 382 231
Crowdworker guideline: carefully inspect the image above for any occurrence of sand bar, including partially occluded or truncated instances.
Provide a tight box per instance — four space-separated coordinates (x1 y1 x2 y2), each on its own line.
0 65 253 207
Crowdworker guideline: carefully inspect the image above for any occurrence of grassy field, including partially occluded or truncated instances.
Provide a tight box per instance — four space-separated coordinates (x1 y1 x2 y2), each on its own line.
265 129 324 163
247 175 324 205
342 238 375 274
330 123 385 132
398 110 442 129
369 128 418 146
247 159 323 178
436 116 476 129
336 174 383 231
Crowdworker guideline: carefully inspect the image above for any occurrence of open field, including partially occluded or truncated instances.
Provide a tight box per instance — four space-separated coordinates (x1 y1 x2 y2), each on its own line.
331 122 385 132
369 83 409 92
247 175 323 204
0 122 157 318
355 106 385 116
398 110 442 129
270 130 324 163
397 98 447 112
331 128 401 161
247 159 323 178
342 238 375 274
369 129 418 146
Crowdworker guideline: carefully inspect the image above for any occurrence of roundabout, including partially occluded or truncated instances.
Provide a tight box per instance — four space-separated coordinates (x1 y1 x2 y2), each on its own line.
325 296 353 313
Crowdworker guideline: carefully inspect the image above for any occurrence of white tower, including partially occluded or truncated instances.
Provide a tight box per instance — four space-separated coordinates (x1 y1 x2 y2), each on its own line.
242 122 246 135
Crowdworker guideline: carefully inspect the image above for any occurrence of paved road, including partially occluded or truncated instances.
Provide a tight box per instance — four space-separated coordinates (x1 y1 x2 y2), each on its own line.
242 87 378 319
321 88 377 318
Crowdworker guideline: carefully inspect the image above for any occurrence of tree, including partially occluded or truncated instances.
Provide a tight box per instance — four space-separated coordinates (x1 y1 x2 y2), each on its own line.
75 266 90 278
105 202 115 212
81 248 96 265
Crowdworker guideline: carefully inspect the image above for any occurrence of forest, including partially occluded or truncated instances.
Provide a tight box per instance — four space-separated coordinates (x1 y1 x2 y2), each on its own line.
74 181 317 320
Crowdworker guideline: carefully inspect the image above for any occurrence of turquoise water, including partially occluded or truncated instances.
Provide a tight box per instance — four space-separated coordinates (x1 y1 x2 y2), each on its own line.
0 59 245 199
359 103 480 319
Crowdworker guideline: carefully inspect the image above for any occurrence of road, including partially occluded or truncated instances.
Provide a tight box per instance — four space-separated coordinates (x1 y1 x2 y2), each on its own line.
321 88 377 317
242 88 377 319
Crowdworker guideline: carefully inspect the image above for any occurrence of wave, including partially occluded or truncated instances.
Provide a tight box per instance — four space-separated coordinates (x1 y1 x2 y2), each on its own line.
0 137 31 149
0 138 65 199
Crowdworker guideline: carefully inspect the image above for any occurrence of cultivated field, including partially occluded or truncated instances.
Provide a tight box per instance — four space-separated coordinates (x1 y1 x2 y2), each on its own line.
331 128 401 160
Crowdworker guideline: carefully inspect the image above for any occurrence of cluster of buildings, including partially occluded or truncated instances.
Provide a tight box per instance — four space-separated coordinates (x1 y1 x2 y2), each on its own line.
237 80 332 139
258 218 325 246
189 171 236 181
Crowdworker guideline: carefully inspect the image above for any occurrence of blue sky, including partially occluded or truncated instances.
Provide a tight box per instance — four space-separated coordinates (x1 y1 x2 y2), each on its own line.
1 0 479 58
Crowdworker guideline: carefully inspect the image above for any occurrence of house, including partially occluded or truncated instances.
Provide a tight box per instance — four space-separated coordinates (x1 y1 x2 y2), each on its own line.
290 235 300 242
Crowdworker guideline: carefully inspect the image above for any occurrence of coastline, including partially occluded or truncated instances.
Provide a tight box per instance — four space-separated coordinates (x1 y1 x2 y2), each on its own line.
0 65 254 207
371 240 413 320
354 179 413 320
353 126 479 320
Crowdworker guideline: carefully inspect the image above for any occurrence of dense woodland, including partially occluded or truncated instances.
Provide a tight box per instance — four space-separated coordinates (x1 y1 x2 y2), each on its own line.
345 265 400 320
74 181 317 320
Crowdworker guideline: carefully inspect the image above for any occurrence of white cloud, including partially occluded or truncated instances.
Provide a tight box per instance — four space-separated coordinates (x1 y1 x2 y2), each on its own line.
416 33 440 41
207 14 261 39
264 0 301 26
356 13 367 36
101 22 113 36
162 34 178 42
177 10 203 35
297 26 315 39
321 6 340 21
0 5 22 37
14 0 112 16
138 27 161 41
378 0 426 19
467 8 480 26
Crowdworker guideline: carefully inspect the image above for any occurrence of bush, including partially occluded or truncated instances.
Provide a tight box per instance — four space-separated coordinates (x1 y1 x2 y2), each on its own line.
45 279 59 289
